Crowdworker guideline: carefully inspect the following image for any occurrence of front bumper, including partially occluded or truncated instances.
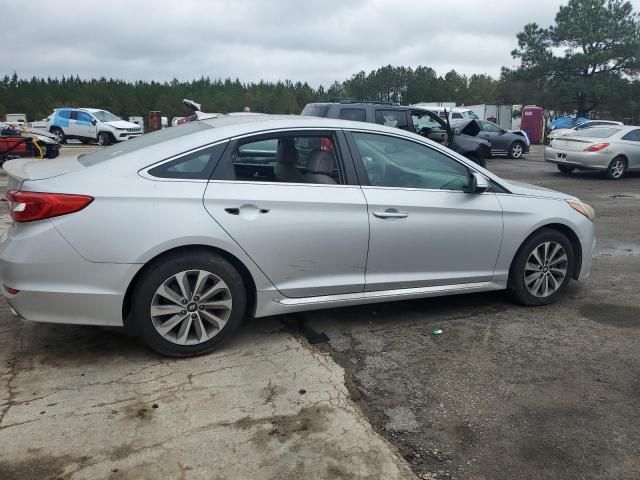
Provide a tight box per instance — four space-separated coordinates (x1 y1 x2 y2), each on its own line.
115 131 143 141
0 220 140 326
544 146 612 171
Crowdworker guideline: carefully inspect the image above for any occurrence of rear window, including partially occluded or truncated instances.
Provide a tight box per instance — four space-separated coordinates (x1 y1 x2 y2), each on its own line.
571 127 620 138
78 121 213 166
301 104 330 117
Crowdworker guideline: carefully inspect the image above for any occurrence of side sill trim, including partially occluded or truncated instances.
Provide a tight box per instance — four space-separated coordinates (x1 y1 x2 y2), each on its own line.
274 282 492 306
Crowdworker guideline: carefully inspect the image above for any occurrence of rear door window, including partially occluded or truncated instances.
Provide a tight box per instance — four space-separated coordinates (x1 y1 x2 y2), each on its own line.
69 111 78 120
374 110 409 130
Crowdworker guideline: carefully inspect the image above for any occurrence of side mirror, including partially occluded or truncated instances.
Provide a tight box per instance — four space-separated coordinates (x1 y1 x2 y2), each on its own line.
466 172 490 193
91 119 97 125
453 127 461 135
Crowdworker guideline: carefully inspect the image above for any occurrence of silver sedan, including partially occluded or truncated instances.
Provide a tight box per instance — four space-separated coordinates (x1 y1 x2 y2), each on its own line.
1 115 596 357
545 125 640 179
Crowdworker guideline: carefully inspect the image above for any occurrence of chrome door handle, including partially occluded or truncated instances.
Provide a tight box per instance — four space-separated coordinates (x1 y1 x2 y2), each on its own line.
372 210 408 219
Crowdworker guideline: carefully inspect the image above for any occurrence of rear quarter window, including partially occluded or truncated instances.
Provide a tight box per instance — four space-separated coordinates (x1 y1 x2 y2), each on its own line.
301 105 330 117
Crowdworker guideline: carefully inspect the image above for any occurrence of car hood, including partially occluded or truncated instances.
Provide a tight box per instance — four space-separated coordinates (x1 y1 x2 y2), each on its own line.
104 120 141 129
451 119 481 136
505 180 576 200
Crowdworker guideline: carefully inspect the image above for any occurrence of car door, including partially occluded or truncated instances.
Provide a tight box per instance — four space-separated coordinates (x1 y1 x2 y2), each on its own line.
346 130 503 291
66 110 81 137
203 129 369 298
619 128 640 170
478 120 509 154
75 111 97 139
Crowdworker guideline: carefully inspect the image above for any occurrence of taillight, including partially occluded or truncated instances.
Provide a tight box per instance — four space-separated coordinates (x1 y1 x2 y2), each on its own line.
5 190 94 223
584 143 609 152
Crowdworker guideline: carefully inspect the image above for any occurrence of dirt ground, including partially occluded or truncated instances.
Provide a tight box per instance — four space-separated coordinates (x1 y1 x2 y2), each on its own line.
298 146 640 480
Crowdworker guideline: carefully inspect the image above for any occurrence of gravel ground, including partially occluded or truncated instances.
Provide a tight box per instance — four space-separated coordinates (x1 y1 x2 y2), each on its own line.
299 145 640 480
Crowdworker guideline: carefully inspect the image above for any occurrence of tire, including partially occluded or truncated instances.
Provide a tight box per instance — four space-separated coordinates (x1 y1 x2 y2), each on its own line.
97 132 111 146
509 228 575 306
50 127 66 144
604 156 627 180
466 152 486 168
508 141 525 159
557 164 575 174
131 251 247 357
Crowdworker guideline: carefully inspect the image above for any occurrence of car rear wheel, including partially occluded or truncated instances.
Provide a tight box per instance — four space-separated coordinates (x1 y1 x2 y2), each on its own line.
509 228 575 306
131 251 247 357
50 127 65 144
557 164 575 174
97 132 111 146
508 141 525 159
604 156 627 180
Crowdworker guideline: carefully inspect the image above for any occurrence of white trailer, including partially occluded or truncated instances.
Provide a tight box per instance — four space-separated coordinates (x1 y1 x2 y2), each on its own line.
468 104 512 130
5 113 27 124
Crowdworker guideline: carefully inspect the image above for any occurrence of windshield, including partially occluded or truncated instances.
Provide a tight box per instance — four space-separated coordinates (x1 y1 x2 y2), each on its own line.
571 127 620 138
301 104 330 117
91 110 121 122
460 111 479 120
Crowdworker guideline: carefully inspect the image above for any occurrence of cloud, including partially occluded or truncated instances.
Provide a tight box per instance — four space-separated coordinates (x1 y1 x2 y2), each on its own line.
2 0 639 86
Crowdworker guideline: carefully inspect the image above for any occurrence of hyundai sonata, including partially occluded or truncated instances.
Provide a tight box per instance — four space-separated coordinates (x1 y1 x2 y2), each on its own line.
1 115 596 356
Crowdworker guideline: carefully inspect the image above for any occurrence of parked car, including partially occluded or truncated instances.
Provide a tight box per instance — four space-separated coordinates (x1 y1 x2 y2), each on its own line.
547 120 623 142
0 122 60 166
1 115 596 357
47 108 143 146
302 101 491 166
545 125 640 179
452 119 530 159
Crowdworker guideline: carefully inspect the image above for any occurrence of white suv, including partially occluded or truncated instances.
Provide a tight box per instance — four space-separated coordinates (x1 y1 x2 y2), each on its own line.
48 108 143 145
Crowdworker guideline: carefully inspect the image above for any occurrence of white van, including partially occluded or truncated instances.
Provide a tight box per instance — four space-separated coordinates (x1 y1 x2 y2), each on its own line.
410 103 479 122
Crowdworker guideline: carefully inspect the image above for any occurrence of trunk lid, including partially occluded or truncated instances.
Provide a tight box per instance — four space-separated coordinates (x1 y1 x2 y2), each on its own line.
550 137 594 152
3 156 85 190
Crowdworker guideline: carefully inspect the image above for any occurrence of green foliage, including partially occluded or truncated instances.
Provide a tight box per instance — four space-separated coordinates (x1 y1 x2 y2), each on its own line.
510 0 640 116
0 66 504 123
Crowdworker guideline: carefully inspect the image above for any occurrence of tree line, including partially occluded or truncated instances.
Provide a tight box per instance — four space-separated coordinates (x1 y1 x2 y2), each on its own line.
2 0 640 124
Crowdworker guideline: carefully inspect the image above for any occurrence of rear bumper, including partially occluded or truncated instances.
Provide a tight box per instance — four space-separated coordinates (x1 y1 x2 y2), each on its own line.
0 221 139 327
544 147 612 170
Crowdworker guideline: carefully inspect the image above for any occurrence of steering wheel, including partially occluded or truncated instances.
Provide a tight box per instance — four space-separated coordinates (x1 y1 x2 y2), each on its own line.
364 156 386 185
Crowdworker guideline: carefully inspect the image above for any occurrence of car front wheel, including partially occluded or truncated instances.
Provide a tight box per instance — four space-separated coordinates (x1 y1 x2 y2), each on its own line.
97 132 111 146
509 228 575 306
50 127 65 144
131 251 247 357
509 141 525 159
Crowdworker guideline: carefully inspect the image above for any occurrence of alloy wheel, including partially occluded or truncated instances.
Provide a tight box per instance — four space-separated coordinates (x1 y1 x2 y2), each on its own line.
511 143 523 159
610 158 625 178
150 270 233 345
523 241 568 298
52 130 63 143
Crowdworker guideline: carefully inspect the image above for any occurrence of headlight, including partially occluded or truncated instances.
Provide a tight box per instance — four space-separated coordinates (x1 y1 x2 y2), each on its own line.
567 200 595 222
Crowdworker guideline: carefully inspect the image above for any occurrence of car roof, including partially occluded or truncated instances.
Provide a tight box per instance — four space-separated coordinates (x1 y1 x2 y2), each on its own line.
410 104 471 113
201 113 415 136
78 108 104 113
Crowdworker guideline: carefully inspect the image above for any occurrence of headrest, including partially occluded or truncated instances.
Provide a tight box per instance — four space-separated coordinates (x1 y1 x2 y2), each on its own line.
306 150 335 174
276 139 298 165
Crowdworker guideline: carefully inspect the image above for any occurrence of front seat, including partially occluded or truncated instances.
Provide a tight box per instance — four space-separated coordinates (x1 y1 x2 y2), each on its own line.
304 150 337 184
274 139 306 183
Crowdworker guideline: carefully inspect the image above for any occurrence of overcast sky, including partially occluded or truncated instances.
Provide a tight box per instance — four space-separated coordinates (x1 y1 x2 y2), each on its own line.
3 0 640 87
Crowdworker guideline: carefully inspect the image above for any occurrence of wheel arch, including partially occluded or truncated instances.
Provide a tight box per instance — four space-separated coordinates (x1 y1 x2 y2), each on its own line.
508 223 583 285
122 244 257 327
